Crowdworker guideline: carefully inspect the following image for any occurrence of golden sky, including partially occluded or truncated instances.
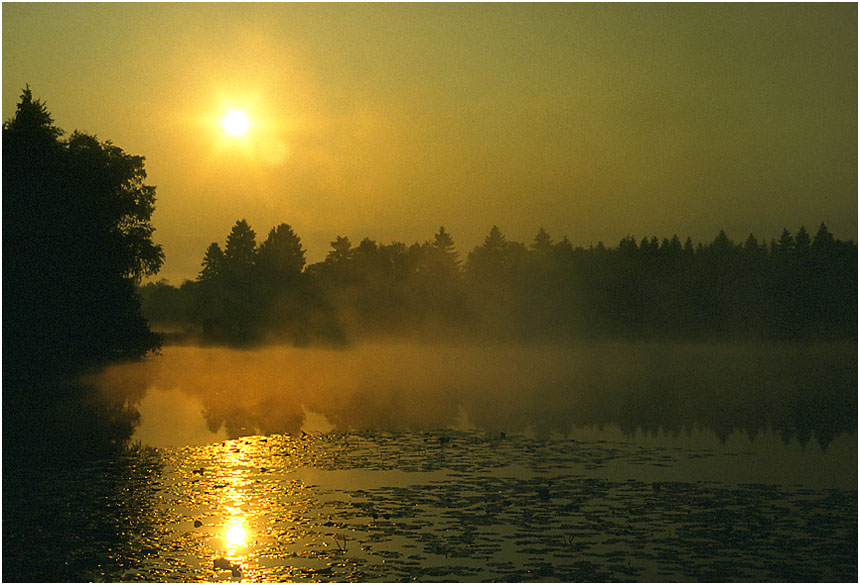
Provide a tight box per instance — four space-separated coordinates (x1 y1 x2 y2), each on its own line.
3 3 857 283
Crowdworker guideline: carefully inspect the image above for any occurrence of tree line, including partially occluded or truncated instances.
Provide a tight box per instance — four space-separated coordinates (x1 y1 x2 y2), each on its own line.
141 220 856 345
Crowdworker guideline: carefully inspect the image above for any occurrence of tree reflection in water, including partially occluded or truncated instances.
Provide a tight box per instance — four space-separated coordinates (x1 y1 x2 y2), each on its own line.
95 341 857 451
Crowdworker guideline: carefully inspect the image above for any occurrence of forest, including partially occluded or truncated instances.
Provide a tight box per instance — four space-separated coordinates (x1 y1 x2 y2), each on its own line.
141 220 857 346
3 85 856 465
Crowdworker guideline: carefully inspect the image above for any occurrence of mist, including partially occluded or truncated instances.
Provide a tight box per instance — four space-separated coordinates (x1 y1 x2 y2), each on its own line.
90 339 856 450
5 5 856 581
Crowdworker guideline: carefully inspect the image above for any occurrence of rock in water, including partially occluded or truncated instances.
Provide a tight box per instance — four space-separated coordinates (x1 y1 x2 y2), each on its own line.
213 557 232 570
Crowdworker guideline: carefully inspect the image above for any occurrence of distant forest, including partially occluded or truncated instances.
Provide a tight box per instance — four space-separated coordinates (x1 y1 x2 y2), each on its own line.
141 221 856 346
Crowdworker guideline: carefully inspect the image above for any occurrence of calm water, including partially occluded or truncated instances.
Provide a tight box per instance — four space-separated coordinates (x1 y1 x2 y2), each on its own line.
3 342 857 582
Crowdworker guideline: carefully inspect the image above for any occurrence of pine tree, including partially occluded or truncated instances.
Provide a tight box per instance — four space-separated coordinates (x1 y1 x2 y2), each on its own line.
811 222 835 255
794 226 811 255
326 235 353 264
224 219 257 282
258 223 305 277
775 228 795 256
199 242 225 281
531 227 553 254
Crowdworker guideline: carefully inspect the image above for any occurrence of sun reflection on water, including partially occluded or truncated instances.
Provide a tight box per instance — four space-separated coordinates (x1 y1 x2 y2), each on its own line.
212 441 258 575
224 516 249 549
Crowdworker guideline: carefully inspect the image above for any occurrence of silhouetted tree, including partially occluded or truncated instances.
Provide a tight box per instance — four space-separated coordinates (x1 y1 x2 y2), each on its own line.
531 227 553 255
258 223 305 276
4 87 163 461
193 243 228 339
466 225 527 280
257 223 312 345
401 227 469 331
794 226 811 256
555 235 574 256
464 226 529 337
683 236 695 258
224 219 257 282
138 279 194 329
710 230 735 256
310 235 418 338
775 228 795 256
743 233 763 255
199 242 225 281
424 226 461 279
4 87 163 375
326 235 353 265
618 235 638 257
811 222 836 256
806 222 856 337
190 220 260 344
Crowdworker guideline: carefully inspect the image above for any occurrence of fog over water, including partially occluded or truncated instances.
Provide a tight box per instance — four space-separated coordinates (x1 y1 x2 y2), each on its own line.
8 340 848 583
91 341 856 454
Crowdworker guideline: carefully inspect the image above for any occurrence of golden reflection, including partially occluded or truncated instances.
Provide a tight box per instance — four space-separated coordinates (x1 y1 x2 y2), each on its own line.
224 516 249 549
213 440 257 572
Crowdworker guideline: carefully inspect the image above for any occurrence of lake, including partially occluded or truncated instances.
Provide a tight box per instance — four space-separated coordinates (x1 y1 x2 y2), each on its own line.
3 341 857 581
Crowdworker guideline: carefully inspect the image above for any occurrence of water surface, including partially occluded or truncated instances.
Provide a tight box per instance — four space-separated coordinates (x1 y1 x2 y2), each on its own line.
4 341 856 582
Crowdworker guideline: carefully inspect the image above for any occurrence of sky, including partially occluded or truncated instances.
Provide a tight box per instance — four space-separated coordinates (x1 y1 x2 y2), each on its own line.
3 3 857 284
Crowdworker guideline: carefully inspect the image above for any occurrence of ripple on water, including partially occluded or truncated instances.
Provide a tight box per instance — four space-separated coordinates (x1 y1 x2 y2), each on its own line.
2 431 857 582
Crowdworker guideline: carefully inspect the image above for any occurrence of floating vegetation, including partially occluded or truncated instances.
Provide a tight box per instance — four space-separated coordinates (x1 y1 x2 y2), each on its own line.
3 431 857 582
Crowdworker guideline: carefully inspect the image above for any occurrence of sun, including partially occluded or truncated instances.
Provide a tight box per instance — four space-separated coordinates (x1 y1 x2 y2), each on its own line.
222 109 250 136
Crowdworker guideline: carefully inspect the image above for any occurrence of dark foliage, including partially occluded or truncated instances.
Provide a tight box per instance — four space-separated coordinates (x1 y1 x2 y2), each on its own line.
148 221 856 346
173 220 342 346
3 87 163 463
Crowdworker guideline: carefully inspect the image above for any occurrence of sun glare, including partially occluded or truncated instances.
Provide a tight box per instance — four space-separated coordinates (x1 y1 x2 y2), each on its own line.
223 110 250 136
224 517 248 548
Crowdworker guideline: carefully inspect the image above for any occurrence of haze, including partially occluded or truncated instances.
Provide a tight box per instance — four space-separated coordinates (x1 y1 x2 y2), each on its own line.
3 3 856 283
89 341 856 453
